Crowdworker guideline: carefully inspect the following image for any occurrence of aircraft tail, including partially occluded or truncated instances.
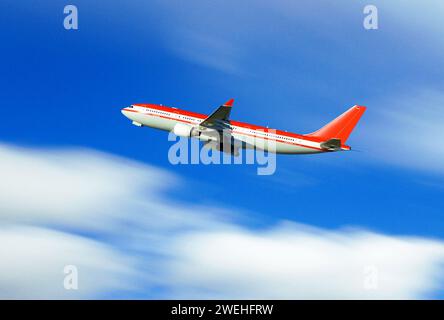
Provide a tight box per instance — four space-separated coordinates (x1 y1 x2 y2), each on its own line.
305 105 366 144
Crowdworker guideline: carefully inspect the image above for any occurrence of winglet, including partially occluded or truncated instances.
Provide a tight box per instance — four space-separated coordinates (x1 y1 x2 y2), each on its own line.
224 99 234 107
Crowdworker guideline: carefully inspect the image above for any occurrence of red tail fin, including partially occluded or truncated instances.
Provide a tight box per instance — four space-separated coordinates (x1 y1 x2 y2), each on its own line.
305 105 366 144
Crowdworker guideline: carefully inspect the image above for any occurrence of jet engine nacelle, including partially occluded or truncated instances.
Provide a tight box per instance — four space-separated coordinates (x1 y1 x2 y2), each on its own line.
173 123 196 137
172 123 218 142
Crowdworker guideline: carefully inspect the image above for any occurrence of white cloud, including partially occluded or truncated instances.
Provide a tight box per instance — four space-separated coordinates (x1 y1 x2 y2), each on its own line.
0 144 229 233
0 143 443 299
0 225 135 299
167 224 444 299
0 144 173 229
0 143 230 298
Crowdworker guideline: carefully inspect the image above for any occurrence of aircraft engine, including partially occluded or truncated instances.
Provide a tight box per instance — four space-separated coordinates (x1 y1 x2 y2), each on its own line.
173 123 197 137
172 123 219 142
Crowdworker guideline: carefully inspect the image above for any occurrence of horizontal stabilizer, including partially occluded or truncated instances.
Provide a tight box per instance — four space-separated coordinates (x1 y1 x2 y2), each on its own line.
320 138 341 151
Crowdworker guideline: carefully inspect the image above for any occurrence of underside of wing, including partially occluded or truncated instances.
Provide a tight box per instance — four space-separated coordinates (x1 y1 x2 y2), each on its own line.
203 135 255 156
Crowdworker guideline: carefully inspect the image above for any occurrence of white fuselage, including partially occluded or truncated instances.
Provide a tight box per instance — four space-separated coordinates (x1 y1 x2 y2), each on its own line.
121 104 334 154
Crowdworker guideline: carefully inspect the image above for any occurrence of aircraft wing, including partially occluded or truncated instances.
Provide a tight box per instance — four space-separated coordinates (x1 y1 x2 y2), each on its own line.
199 99 234 131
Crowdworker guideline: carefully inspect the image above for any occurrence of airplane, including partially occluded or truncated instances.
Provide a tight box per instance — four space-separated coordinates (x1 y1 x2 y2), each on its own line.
121 99 366 155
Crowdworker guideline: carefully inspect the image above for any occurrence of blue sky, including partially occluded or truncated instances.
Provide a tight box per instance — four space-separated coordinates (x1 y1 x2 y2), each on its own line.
1 1 444 299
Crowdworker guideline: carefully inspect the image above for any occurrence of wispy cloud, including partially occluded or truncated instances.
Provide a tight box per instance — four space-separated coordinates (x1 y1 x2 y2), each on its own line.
0 143 443 299
149 0 444 78
169 30 243 75
358 89 444 175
